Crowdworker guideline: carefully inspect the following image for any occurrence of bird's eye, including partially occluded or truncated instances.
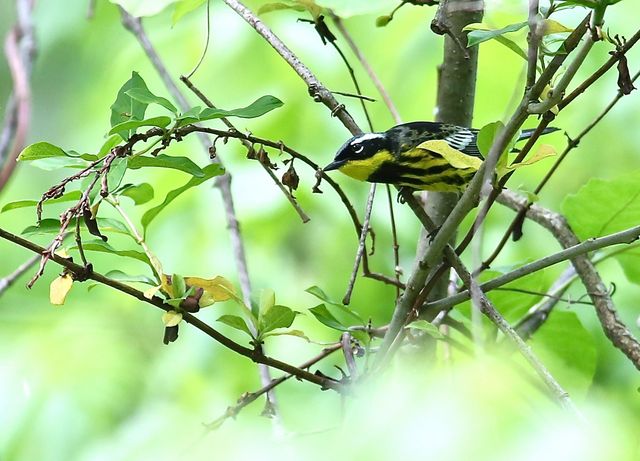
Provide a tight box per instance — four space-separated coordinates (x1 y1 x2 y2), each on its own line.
353 145 364 154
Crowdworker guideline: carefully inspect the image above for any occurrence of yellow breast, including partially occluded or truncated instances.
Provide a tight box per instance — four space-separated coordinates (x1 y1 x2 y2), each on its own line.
338 150 394 181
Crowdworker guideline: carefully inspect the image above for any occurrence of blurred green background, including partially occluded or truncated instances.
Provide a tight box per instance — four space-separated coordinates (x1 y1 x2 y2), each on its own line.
1 1 640 459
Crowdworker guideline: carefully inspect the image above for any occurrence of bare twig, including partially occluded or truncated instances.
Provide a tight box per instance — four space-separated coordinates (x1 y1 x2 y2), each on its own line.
426 218 640 312
0 254 39 295
221 0 361 136
205 343 341 430
343 184 376 305
178 75 310 223
0 0 36 192
330 14 402 124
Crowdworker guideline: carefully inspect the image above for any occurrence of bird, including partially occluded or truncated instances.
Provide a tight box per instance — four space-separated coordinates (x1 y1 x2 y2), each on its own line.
323 122 557 192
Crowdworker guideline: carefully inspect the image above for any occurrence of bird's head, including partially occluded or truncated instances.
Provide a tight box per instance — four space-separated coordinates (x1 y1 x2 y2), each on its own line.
323 132 393 181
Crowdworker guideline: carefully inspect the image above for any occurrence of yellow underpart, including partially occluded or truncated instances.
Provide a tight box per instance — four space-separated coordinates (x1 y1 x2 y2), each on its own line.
338 150 394 181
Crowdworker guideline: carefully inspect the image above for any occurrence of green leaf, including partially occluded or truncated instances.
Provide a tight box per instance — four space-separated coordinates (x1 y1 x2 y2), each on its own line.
562 171 640 239
22 217 132 238
103 270 156 285
88 270 156 291
305 285 364 324
107 116 172 136
315 0 395 17
172 274 187 298
127 154 205 177
465 22 527 46
125 88 178 114
18 142 68 161
98 134 123 158
406 320 444 339
216 314 254 338
259 288 276 317
70 240 152 266
1 191 82 213
614 247 640 285
259 305 296 335
262 329 309 341
258 2 306 14
109 71 151 139
141 163 224 234
109 0 179 17
172 0 207 24
117 183 155 205
529 311 596 398
308 303 348 331
106 157 128 192
476 121 504 157
196 95 283 123
465 22 528 60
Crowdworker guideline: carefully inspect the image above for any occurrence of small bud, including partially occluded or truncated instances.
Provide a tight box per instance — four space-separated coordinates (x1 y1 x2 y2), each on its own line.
376 15 392 27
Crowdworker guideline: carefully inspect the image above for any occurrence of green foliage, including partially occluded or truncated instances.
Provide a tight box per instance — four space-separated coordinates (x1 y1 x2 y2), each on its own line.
172 0 208 25
109 71 151 139
529 311 597 396
117 183 155 205
127 154 205 177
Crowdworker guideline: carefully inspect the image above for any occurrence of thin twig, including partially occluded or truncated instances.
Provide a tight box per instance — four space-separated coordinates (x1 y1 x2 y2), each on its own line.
330 14 402 124
0 0 36 192
178 75 310 223
184 0 211 79
0 253 39 295
221 0 361 135
343 184 376 305
205 343 342 430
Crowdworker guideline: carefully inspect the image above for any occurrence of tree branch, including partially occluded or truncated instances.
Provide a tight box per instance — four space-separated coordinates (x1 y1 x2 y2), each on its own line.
221 0 361 136
497 190 640 370
0 226 343 390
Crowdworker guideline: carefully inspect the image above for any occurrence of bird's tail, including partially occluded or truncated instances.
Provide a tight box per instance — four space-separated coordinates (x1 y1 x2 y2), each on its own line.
518 126 560 140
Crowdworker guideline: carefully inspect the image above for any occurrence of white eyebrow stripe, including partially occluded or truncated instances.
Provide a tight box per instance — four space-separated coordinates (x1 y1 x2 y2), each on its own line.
352 133 385 144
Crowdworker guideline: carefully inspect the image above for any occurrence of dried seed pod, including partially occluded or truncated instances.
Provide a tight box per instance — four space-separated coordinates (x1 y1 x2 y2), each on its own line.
282 163 300 192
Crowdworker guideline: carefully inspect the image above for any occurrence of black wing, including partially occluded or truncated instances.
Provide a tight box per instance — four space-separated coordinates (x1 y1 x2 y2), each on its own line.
385 121 482 158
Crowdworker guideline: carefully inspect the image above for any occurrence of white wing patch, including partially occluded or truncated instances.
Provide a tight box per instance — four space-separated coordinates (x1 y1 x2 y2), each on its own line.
444 129 475 151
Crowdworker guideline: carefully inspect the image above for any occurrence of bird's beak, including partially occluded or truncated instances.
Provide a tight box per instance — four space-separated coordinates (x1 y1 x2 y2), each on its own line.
323 159 344 172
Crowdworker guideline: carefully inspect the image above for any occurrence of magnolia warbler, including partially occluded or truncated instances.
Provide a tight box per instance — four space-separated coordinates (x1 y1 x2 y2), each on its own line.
323 122 557 192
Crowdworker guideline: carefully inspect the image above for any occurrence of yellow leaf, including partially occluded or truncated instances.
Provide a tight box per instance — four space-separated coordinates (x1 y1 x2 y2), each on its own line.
50 274 73 305
543 19 573 35
184 276 236 307
417 140 483 170
162 310 183 327
54 248 70 258
144 284 162 299
160 273 174 298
